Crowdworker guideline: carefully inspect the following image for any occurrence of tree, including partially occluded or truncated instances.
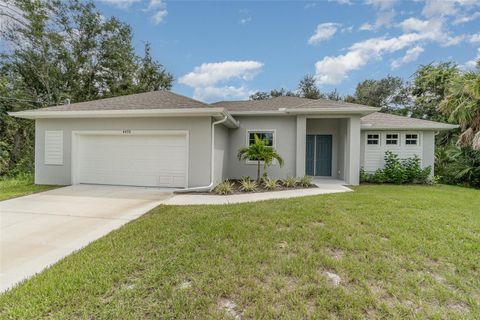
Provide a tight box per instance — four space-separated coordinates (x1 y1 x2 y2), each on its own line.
0 0 173 176
298 74 323 99
411 62 459 121
249 88 297 100
325 88 342 101
136 42 173 92
439 61 480 150
347 76 410 113
237 134 284 182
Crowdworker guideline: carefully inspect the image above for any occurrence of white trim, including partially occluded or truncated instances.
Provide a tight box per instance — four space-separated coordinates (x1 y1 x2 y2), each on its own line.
9 108 240 129
245 129 277 165
366 132 381 147
361 125 458 130
404 132 420 146
384 132 400 146
71 129 189 188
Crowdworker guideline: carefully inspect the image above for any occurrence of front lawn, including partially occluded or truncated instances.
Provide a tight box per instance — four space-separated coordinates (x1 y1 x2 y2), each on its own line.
1 185 479 319
0 175 59 201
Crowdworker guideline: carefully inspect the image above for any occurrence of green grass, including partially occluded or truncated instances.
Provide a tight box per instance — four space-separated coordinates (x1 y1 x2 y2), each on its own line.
1 185 479 319
0 175 59 201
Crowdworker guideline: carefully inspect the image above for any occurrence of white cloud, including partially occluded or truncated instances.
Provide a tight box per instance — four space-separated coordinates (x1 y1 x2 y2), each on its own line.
328 0 352 5
238 9 251 25
364 0 397 28
148 0 167 24
422 0 458 17
99 0 167 24
314 22 447 85
179 61 263 87
97 0 140 8
359 23 374 31
179 61 263 102
304 2 316 9
453 11 480 24
391 45 424 69
463 48 480 69
308 23 340 45
470 33 480 43
192 86 254 101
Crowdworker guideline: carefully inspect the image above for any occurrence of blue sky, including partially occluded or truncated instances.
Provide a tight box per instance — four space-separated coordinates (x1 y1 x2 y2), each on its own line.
97 0 480 102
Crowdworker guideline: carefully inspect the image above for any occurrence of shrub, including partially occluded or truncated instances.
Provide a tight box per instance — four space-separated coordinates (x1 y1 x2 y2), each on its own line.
299 175 313 187
435 145 480 188
240 179 257 192
360 168 370 183
383 151 407 184
283 176 298 188
263 177 279 190
240 176 251 182
361 151 432 185
371 169 387 183
214 180 235 195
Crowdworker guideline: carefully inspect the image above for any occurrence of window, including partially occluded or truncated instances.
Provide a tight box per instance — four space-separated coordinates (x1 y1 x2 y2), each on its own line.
367 134 379 145
386 133 399 145
405 133 418 145
248 131 274 147
246 130 275 162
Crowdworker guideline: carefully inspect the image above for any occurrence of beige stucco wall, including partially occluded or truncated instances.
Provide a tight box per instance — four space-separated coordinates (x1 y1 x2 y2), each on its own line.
213 123 229 185
226 115 297 180
35 117 213 187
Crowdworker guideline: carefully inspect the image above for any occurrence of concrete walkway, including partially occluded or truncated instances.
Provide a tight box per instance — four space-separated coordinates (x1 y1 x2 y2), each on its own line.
163 180 351 205
0 185 173 292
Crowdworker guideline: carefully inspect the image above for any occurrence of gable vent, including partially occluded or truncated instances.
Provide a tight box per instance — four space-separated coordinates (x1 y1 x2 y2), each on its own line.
45 130 63 165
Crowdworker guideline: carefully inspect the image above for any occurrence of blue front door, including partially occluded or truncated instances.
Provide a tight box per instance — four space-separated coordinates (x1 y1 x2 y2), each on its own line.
305 134 332 176
306 135 316 176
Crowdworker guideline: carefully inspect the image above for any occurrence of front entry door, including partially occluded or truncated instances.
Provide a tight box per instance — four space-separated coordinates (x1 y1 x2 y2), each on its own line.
305 134 332 177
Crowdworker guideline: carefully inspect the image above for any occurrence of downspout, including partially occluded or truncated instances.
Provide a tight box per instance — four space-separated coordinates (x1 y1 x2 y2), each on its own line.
174 115 229 193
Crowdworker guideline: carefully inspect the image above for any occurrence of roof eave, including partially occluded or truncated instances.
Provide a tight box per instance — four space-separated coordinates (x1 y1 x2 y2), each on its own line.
286 107 380 115
361 124 460 130
8 107 227 119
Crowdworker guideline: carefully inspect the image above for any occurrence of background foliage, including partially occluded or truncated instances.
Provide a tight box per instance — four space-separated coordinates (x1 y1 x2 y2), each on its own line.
0 0 173 176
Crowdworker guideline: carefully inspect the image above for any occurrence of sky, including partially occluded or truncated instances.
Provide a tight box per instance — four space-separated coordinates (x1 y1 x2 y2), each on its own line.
96 0 480 102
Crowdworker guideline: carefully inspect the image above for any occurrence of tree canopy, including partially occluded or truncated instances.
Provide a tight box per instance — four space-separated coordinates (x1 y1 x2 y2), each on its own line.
0 0 173 176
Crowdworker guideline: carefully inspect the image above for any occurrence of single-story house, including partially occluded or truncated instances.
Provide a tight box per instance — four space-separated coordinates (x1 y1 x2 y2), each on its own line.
10 91 457 189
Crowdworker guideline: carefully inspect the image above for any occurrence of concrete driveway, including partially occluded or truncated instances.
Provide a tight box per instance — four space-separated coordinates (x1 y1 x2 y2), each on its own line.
0 184 173 292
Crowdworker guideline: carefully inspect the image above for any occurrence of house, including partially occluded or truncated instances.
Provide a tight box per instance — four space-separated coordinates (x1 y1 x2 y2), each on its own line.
10 91 457 189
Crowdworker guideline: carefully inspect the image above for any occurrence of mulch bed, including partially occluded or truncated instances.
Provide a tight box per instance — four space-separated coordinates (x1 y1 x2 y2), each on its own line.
180 180 317 195
223 179 317 195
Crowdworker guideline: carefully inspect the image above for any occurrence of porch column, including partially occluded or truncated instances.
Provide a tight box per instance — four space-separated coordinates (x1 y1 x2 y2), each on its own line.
345 116 361 185
296 115 307 177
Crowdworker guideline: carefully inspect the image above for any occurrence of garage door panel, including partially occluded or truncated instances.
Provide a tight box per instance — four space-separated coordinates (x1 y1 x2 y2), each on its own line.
76 133 187 187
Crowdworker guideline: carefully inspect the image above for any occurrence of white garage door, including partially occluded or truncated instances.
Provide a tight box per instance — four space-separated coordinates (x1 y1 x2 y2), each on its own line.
76 133 187 187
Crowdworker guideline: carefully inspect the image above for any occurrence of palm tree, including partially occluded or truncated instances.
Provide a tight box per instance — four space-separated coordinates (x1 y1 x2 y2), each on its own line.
237 134 284 182
440 60 480 149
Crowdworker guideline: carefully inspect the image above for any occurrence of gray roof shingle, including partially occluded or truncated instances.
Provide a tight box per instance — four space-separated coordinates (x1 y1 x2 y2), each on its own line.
361 112 458 130
212 96 378 112
35 90 209 111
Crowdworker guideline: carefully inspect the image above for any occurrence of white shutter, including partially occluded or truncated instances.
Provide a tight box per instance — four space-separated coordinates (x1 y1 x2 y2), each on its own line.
45 131 63 165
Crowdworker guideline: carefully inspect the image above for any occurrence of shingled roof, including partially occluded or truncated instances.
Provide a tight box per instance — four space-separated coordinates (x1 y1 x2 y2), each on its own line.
361 112 458 130
212 96 378 113
34 90 209 111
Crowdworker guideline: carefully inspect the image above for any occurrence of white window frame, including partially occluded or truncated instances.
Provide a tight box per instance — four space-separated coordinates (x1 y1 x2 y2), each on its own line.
404 132 420 146
385 132 400 146
245 129 276 165
366 132 380 146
